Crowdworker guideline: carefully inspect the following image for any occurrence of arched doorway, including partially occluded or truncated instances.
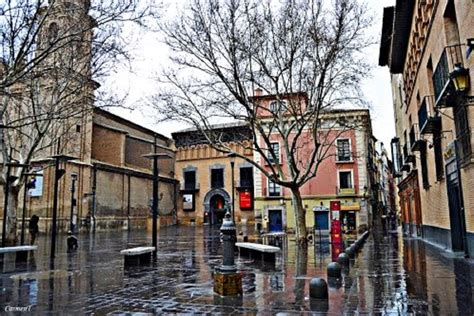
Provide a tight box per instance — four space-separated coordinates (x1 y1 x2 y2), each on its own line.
203 189 231 226
210 194 226 225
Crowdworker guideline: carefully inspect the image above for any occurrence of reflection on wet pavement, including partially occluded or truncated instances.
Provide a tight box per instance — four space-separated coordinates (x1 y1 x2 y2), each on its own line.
1 226 473 314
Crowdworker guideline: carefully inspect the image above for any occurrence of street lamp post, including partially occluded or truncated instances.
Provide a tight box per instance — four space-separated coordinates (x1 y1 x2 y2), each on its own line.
143 152 174 258
50 155 77 259
227 153 237 223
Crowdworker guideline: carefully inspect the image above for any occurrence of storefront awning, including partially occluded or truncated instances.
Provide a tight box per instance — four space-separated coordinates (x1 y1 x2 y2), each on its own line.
341 205 360 211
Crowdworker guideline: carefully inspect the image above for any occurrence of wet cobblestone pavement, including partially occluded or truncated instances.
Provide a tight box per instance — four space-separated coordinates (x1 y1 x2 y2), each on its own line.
1 226 473 315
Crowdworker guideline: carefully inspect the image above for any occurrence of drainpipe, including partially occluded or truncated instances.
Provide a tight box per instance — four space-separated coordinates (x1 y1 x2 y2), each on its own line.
127 173 131 230
91 163 97 232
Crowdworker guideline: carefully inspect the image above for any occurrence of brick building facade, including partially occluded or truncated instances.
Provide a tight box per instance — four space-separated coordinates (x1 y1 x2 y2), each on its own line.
380 0 474 254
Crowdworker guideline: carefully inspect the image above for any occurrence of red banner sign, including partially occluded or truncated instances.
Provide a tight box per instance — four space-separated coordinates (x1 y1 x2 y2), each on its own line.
331 219 342 244
239 191 253 210
330 200 341 211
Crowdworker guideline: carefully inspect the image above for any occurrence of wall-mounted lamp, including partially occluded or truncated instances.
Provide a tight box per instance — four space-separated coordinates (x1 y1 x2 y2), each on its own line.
450 63 470 93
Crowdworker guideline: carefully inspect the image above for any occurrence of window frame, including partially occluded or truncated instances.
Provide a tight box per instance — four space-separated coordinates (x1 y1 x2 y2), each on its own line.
269 100 287 113
239 166 253 188
338 169 354 190
184 170 196 190
210 168 224 189
267 178 282 197
336 138 352 162
267 142 281 164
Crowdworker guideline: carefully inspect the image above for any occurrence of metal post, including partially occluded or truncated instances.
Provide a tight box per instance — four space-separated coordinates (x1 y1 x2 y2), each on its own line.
91 164 97 232
1 164 12 247
230 160 235 223
219 212 236 272
152 156 159 258
51 158 61 259
70 175 77 233
21 174 28 245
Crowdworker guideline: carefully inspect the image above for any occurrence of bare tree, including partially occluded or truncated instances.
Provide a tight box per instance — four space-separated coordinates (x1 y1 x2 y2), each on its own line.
0 0 158 244
153 0 371 243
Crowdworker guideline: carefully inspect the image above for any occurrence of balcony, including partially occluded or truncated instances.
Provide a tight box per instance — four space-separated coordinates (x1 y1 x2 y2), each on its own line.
409 123 425 152
337 186 357 197
403 143 415 164
418 95 441 134
433 44 465 107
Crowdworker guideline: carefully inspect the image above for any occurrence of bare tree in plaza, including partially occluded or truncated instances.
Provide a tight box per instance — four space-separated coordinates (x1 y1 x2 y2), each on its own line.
0 0 156 244
154 0 371 244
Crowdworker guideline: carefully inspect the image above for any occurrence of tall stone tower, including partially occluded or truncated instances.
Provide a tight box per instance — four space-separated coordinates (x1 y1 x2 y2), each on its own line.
35 0 97 161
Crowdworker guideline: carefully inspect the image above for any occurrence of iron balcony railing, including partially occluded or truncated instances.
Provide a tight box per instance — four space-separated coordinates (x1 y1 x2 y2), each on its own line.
336 185 357 196
181 182 200 191
409 123 424 152
403 143 415 165
433 44 465 107
418 95 440 134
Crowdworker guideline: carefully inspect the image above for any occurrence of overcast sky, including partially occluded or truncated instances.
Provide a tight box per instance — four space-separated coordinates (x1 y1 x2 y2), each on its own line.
107 0 396 152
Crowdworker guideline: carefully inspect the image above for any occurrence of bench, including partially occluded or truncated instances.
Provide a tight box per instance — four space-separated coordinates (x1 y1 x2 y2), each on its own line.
235 242 280 263
0 245 38 261
120 246 155 266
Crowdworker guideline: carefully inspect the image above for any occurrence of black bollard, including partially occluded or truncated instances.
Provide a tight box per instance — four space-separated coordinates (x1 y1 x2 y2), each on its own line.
350 244 357 254
327 262 342 278
337 252 349 266
345 246 354 257
309 278 328 299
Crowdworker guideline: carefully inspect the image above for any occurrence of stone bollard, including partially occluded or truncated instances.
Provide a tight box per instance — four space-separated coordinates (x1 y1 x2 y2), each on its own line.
337 252 349 266
309 278 328 299
327 262 342 278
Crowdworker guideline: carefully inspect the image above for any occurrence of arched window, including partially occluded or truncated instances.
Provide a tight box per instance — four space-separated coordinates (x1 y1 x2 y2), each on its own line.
48 22 59 44
269 100 287 113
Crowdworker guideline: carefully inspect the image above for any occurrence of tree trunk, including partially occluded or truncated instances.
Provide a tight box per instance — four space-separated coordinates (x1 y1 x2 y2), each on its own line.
290 187 307 245
293 244 308 304
4 187 20 245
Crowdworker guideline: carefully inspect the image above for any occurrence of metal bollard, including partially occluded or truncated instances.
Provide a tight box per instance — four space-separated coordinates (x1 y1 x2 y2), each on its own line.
327 262 342 278
309 278 328 299
219 212 237 272
337 252 349 266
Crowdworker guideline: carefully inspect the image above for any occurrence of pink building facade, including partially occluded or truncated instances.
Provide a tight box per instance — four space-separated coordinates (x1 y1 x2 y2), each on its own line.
252 93 375 234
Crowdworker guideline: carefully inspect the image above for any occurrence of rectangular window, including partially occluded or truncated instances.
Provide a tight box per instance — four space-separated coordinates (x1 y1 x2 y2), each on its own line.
184 170 196 190
420 142 430 189
339 171 353 189
454 105 472 166
433 132 444 181
336 139 351 162
268 142 280 164
211 168 224 188
269 100 287 113
239 167 253 188
268 179 281 197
